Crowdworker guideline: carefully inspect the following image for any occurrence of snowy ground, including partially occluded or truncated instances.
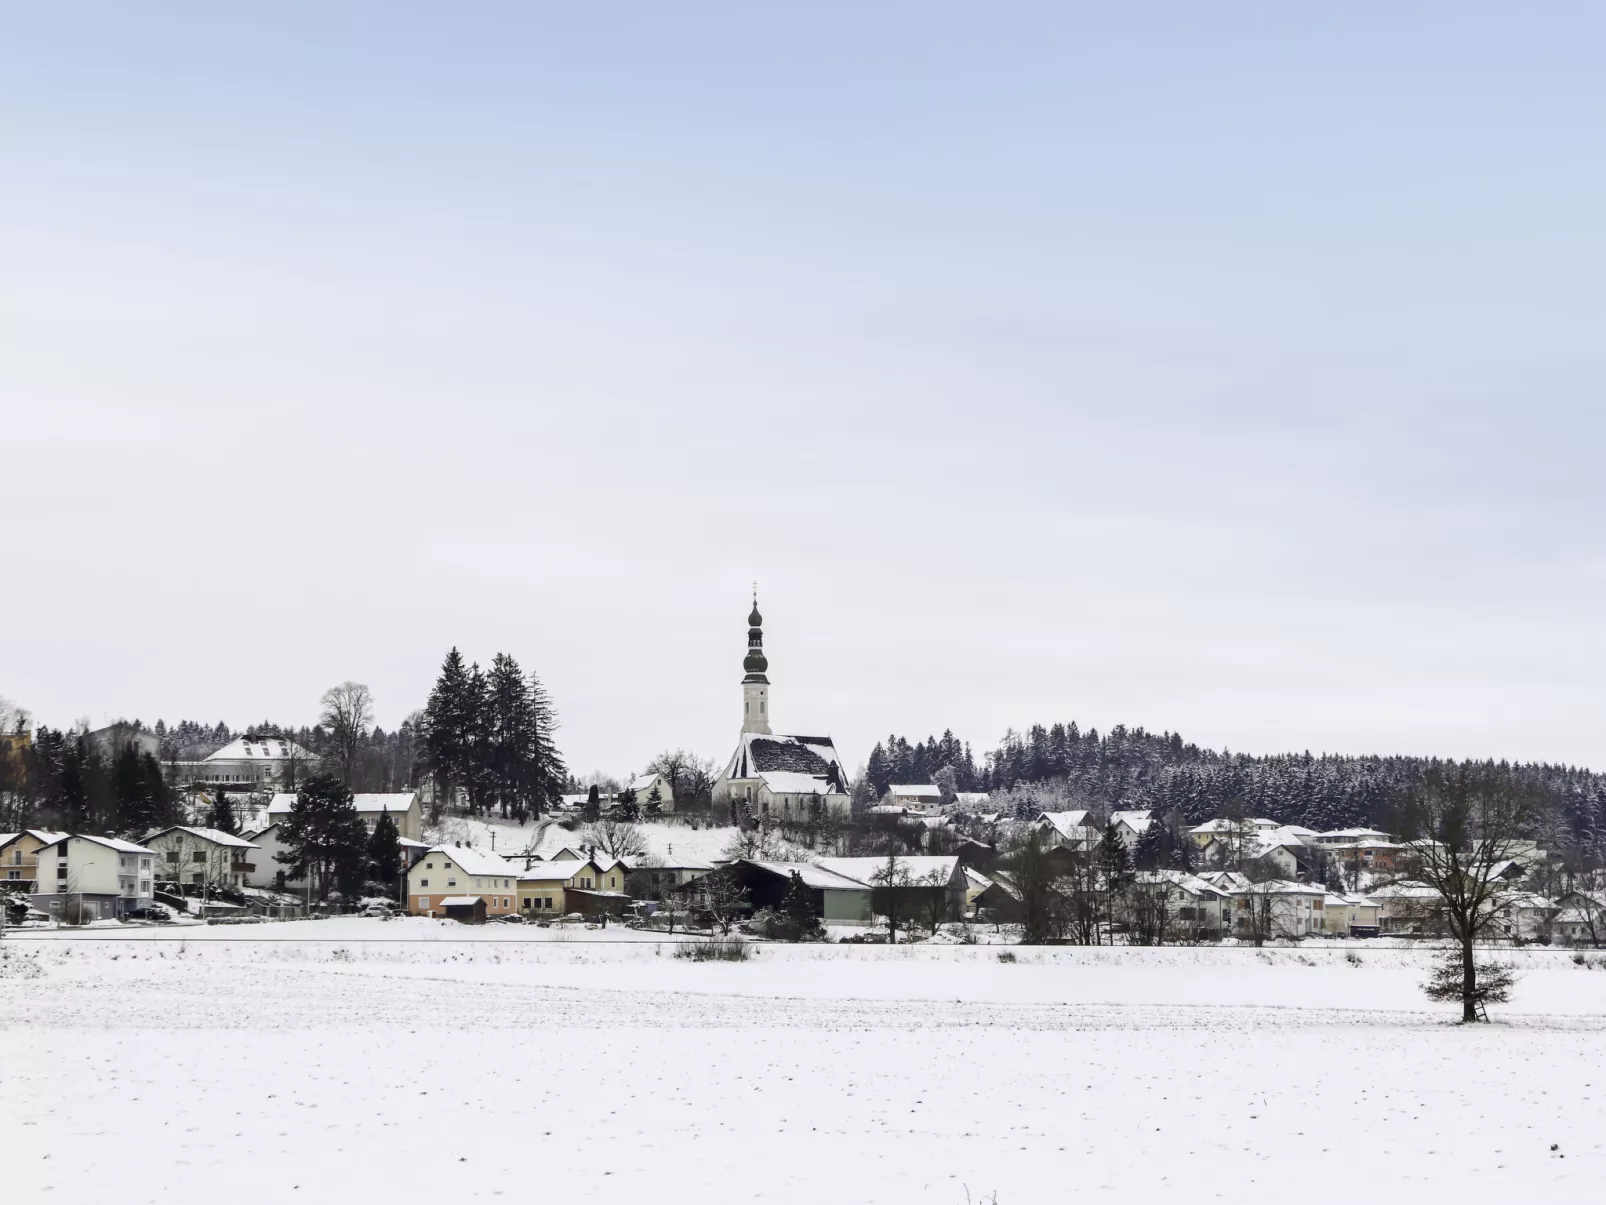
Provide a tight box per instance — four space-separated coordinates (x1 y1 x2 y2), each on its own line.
4 925 1605 1203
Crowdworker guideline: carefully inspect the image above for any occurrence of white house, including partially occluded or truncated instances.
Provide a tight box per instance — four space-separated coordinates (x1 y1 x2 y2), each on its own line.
1035 811 1099 851
262 791 422 841
144 826 261 891
710 598 853 819
886 784 943 808
623 771 675 814
171 735 321 790
30 834 156 920
408 846 518 918
1110 809 1158 850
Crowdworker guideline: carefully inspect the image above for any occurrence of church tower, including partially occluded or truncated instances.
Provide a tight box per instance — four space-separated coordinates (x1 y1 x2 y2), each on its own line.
741 593 772 735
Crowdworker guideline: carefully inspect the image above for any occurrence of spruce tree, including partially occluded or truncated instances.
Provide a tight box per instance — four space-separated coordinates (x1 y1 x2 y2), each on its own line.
277 775 368 901
209 791 238 835
583 784 601 822
616 786 640 822
782 870 816 941
423 648 473 815
645 783 664 819
1132 823 1164 871
367 808 402 891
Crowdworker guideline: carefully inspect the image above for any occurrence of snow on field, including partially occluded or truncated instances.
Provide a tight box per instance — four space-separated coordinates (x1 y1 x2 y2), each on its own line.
3 929 1605 1203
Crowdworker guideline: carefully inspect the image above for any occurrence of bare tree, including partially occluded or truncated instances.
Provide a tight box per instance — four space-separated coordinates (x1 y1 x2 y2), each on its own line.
1397 766 1540 1022
1125 876 1177 946
871 850 914 944
691 869 749 935
579 819 647 860
319 682 374 786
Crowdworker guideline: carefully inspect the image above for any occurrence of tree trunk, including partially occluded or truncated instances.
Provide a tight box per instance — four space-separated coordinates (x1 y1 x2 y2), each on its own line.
1461 934 1478 1023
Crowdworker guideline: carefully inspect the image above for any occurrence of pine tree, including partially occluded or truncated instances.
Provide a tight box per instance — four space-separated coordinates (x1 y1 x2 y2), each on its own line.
583 784 602 823
423 648 473 816
367 808 402 891
277 776 369 901
209 792 238 835
526 668 565 817
616 786 640 822
1099 820 1131 883
782 870 817 941
1132 822 1164 871
645 783 664 819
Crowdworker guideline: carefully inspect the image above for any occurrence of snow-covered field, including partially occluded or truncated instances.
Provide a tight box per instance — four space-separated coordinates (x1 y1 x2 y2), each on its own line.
4 924 1604 1203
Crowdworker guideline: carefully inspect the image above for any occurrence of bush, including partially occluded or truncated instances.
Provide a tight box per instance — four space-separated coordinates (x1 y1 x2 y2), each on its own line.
748 906 824 943
997 951 1017 964
675 938 750 962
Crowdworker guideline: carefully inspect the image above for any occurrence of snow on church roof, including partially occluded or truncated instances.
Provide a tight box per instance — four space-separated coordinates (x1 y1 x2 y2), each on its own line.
723 732 847 792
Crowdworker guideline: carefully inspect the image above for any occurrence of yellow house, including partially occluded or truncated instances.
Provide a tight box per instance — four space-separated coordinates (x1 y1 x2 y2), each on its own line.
408 846 518 918
0 829 70 891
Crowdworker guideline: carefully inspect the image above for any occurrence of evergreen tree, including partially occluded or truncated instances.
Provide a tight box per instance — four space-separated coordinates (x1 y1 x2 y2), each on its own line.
277 775 369 900
782 870 817 941
367 808 402 891
485 652 537 821
1132 822 1164 871
645 783 664 819
615 786 640 822
583 783 602 823
423 648 474 816
527 668 566 816
209 791 238 835
1098 820 1131 884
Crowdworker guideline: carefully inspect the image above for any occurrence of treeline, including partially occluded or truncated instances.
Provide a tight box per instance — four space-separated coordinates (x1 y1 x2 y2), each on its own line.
0 728 177 835
870 721 1606 867
152 717 421 793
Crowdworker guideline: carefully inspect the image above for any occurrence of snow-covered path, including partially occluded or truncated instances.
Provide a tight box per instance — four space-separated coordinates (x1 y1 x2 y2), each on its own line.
3 935 1603 1203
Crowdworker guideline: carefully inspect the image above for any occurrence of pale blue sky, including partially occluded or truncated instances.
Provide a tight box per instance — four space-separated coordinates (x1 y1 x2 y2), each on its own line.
4 3 1605 776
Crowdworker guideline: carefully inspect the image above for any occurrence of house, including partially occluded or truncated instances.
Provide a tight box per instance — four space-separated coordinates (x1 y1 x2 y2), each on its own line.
1126 870 1232 938
262 791 422 841
84 721 162 761
512 856 627 916
1195 824 1312 877
972 870 1024 923
623 771 675 814
1366 881 1443 933
1110 809 1158 850
30 834 157 921
625 857 715 901
1321 839 1406 874
1551 891 1606 946
1035 811 1099 851
710 598 853 819
0 830 69 891
1206 877 1326 939
1320 894 1382 937
1494 892 1557 943
407 847 519 918
886 783 943 808
1309 827 1393 847
169 735 321 790
143 826 261 891
1187 817 1283 850
961 866 994 913
815 855 968 924
703 860 876 923
239 824 304 892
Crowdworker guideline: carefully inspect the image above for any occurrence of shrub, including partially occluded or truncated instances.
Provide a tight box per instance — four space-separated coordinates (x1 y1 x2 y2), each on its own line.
997 951 1017 964
675 938 750 962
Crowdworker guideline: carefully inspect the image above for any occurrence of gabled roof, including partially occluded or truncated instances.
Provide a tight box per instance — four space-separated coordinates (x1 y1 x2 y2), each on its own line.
1036 810 1092 836
515 860 599 883
1111 810 1157 831
888 783 943 798
416 846 516 878
742 860 870 891
722 732 847 792
266 792 417 817
38 833 156 855
816 855 963 887
0 829 68 851
145 826 260 849
758 770 842 796
204 737 318 763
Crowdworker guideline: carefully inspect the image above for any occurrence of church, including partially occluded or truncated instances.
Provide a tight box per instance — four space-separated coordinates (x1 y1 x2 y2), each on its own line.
711 596 853 820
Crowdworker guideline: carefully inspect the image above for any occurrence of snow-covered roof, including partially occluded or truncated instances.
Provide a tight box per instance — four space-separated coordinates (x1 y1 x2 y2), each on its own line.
436 896 483 908
1366 881 1440 900
888 783 942 798
266 792 417 817
1315 827 1393 840
953 792 991 806
0 829 68 849
744 861 872 891
1190 817 1282 834
204 737 318 763
514 860 597 883
398 837 432 850
418 846 516 878
1111 810 1156 831
759 770 843 796
39 833 156 855
722 732 848 793
1134 869 1230 899
1036 811 1093 839
628 773 668 794
816 856 962 888
962 866 994 890
145 826 260 849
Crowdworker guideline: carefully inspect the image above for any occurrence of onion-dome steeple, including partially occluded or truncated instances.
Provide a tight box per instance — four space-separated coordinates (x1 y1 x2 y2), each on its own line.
740 588 772 734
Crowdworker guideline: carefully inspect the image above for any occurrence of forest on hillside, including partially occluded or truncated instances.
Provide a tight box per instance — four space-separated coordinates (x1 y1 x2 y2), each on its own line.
865 721 1606 866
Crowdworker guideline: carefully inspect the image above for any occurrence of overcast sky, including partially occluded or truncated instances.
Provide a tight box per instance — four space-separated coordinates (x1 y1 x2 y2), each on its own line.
4 3 1605 777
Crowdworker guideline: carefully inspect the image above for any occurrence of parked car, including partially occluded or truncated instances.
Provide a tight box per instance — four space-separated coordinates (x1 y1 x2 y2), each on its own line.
362 902 395 918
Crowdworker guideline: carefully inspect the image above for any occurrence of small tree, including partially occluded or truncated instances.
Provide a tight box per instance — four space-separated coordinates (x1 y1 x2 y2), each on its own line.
781 870 819 941
367 809 403 893
615 786 641 822
699 869 749 935
1396 766 1538 1021
208 792 238 836
645 783 664 819
580 819 647 860
582 784 602 823
871 851 913 944
1014 830 1065 944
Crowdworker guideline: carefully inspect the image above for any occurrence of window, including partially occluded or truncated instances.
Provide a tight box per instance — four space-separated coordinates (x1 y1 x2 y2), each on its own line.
426 861 434 869
193 851 206 863
447 878 457 887
420 879 429 888
418 896 430 910
167 851 180 863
